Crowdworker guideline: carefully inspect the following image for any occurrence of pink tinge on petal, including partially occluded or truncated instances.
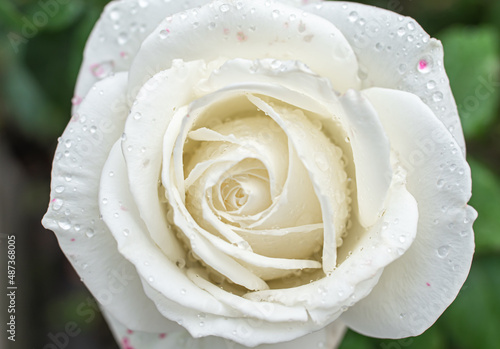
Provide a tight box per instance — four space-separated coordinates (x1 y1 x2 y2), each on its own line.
70 238 75 242
236 31 248 42
159 333 167 339
418 59 428 70
90 61 115 79
122 337 135 349
426 282 431 287
71 95 82 106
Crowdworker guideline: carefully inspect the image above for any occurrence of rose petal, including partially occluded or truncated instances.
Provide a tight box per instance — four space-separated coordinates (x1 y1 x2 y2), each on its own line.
73 0 213 111
246 166 418 322
304 1 466 152
339 87 475 338
42 73 174 331
247 95 348 274
103 307 346 349
338 89 392 228
128 0 360 98
100 141 237 317
122 60 210 264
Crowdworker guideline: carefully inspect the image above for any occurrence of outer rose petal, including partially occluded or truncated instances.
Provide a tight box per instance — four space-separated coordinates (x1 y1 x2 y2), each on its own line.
41 73 175 332
304 1 466 152
127 0 360 97
102 308 346 349
340 88 475 338
73 0 212 109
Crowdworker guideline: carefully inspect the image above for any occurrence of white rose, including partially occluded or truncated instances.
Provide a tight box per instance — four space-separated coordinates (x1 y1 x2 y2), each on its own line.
42 0 476 348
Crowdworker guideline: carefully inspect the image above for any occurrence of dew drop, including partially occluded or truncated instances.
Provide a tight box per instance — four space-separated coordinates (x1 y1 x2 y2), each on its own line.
432 92 443 102
208 22 216 30
102 198 108 205
65 175 72 182
348 11 358 22
180 288 187 295
397 27 405 36
437 179 445 188
134 112 142 120
148 276 155 283
52 198 64 211
58 218 72 230
407 21 415 31
85 228 95 238
109 171 115 177
90 61 114 79
426 80 436 89
176 258 186 268
417 58 432 74
90 126 97 134
109 9 121 21
55 186 65 193
272 9 280 19
437 245 450 258
117 32 129 45
236 240 250 250
159 29 170 39
219 4 230 13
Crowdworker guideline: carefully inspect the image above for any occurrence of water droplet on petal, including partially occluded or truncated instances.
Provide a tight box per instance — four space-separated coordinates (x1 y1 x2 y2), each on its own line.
348 11 358 22
219 4 230 13
432 92 443 102
52 198 64 210
117 32 129 45
176 258 186 268
159 29 170 39
85 228 95 238
109 9 121 21
58 218 72 230
437 245 450 258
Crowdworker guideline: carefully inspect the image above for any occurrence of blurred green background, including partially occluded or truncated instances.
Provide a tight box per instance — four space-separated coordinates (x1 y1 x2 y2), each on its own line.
0 0 499 348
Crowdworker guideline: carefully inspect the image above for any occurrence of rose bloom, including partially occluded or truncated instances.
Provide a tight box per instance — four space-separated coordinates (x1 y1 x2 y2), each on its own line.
42 0 476 348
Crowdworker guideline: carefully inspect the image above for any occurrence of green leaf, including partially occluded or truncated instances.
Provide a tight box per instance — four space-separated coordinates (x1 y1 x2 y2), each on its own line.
468 157 500 254
41 0 86 32
441 255 500 349
2 57 67 142
439 26 500 140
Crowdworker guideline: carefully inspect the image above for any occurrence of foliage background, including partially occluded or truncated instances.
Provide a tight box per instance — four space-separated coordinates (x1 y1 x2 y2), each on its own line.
0 0 499 348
